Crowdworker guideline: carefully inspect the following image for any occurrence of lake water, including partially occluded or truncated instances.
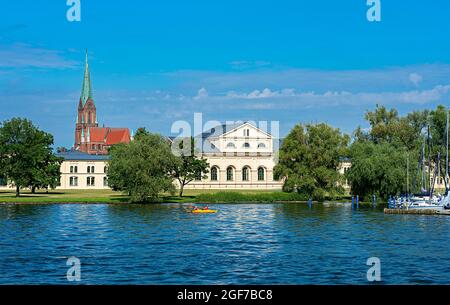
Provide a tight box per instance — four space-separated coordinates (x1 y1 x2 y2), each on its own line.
0 202 449 284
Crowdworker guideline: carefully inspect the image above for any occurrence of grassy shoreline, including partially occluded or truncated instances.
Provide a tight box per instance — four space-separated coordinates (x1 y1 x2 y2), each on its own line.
0 189 374 205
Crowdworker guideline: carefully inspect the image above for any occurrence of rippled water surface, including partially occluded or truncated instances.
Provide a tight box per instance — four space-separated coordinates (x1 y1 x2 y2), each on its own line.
0 203 449 284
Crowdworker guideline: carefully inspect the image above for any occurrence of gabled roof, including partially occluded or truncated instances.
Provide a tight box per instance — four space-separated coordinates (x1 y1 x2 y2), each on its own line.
220 122 272 138
199 122 272 139
89 127 131 145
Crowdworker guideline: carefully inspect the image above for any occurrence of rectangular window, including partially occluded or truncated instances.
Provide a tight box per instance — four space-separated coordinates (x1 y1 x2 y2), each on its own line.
103 177 108 187
69 176 78 187
87 177 95 187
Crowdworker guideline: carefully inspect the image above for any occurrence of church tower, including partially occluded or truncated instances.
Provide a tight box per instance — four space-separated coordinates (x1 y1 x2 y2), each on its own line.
74 50 98 151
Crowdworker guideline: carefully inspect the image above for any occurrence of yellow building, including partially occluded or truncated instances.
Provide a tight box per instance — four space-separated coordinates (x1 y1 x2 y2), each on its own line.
56 151 110 190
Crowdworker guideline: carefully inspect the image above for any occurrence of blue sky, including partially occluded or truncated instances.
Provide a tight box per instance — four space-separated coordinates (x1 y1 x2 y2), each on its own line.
1 0 450 147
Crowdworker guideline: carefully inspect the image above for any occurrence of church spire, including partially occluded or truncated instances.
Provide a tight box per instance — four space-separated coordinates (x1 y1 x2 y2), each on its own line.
80 49 93 106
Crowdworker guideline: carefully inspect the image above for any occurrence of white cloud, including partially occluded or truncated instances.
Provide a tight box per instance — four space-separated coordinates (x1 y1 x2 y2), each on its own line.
215 84 450 109
194 87 208 100
409 73 423 86
227 88 296 99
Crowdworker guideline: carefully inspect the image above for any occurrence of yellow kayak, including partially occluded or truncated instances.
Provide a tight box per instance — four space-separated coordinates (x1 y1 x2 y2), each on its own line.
192 209 218 214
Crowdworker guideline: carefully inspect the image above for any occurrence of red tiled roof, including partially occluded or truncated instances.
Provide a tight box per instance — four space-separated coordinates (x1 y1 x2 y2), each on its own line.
89 127 130 145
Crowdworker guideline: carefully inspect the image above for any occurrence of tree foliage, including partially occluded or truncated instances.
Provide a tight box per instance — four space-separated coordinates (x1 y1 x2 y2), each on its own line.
107 130 176 202
0 118 62 197
346 142 410 200
274 123 350 201
170 137 209 197
348 104 449 199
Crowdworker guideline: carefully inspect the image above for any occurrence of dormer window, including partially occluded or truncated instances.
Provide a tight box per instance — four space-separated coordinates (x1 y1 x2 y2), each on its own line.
243 142 250 149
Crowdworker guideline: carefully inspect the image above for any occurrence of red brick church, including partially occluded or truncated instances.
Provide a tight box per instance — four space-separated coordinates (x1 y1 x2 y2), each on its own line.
74 52 131 155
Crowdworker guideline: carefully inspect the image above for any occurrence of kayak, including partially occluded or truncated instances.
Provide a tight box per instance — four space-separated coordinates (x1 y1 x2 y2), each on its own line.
192 209 218 214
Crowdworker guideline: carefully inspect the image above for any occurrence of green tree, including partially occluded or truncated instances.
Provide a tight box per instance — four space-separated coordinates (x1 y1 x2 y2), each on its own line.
274 123 350 201
107 129 176 202
346 141 411 200
0 118 61 197
357 104 427 150
170 137 209 197
29 154 62 193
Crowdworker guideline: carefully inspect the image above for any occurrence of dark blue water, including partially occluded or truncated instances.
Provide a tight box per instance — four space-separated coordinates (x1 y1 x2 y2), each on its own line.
0 203 449 284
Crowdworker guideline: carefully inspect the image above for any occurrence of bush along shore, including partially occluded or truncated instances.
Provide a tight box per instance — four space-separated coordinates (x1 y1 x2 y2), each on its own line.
0 189 386 205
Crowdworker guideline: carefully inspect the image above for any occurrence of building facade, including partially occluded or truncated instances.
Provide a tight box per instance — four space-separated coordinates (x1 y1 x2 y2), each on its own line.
56 151 110 190
180 122 284 190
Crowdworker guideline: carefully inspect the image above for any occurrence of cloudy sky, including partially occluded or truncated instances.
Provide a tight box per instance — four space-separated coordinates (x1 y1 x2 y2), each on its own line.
1 1 450 148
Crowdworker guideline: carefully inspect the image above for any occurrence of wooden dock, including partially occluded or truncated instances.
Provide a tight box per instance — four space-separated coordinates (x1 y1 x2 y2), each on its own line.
384 208 450 215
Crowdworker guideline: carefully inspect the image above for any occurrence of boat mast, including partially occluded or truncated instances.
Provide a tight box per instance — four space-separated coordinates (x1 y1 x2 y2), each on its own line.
406 153 410 197
421 140 426 192
446 109 449 189
428 125 432 204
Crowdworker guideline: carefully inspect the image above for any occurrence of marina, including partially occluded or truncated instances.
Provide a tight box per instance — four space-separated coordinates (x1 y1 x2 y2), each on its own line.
384 208 450 215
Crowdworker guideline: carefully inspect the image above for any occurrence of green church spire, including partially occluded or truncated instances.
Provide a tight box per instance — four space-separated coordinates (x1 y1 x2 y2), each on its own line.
80 50 93 106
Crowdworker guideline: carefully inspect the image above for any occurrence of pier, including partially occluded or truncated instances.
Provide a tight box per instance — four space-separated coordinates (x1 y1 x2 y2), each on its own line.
384 208 450 215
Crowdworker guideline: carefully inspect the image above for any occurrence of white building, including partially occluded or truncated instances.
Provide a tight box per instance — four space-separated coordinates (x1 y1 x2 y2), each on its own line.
56 151 110 190
50 122 283 191
180 122 284 190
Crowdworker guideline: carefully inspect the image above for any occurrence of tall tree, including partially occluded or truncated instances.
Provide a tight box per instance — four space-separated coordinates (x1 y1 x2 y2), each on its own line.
107 129 176 202
345 142 411 200
274 123 350 201
170 137 209 197
0 118 61 197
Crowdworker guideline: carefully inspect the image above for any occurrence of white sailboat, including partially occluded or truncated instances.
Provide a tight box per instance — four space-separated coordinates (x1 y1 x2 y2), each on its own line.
406 110 450 211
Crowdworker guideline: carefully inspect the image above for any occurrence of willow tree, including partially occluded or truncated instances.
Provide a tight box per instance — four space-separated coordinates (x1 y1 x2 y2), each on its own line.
274 123 350 201
107 130 176 203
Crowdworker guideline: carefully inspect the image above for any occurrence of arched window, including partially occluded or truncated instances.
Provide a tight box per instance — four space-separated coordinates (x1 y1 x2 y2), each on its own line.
211 167 218 181
226 167 234 181
258 167 265 181
242 166 250 181
227 142 236 149
88 112 91 124
243 143 250 149
257 143 266 149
